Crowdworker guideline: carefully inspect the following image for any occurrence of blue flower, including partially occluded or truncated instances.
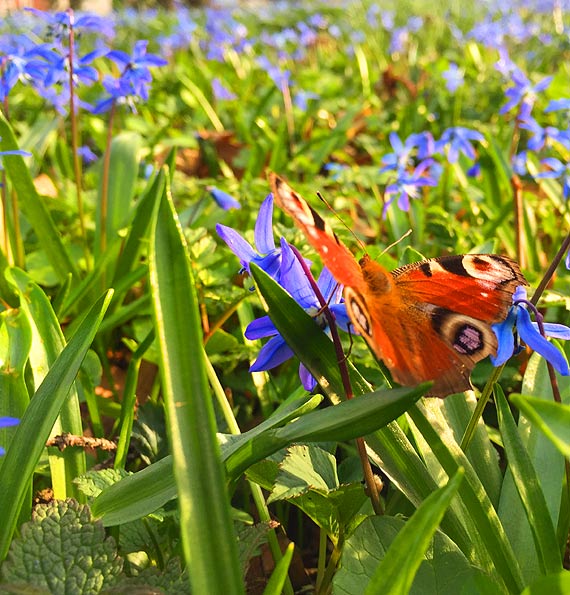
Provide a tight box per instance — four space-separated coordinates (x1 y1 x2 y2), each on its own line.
442 63 464 93
519 116 570 152
435 127 484 163
535 158 570 200
216 193 282 281
245 240 350 390
0 416 19 456
212 78 236 101
384 159 438 215
499 68 552 117
380 132 434 175
208 187 241 210
492 286 570 375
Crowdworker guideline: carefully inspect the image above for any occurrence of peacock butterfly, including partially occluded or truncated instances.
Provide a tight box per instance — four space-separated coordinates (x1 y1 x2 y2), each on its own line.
269 173 528 397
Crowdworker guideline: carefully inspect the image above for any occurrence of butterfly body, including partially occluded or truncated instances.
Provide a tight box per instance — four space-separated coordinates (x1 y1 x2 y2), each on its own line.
270 173 527 397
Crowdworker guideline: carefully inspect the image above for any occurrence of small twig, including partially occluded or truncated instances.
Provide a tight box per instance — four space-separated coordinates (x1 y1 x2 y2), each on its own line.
46 432 117 452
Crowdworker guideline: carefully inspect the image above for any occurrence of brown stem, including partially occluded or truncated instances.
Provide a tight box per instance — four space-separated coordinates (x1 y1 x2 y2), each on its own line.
289 245 383 515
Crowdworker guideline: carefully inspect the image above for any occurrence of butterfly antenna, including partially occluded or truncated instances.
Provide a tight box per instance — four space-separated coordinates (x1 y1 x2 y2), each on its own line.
380 229 413 256
316 190 368 253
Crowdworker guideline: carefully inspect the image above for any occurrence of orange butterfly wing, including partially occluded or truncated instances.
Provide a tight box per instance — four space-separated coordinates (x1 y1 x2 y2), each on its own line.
270 174 527 397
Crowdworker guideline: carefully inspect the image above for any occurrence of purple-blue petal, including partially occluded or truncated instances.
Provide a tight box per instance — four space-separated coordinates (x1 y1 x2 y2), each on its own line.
216 224 256 265
517 308 570 375
329 303 352 333
254 193 275 254
209 187 241 210
244 315 278 340
279 239 316 308
491 310 517 366
249 335 294 371
299 363 317 391
0 416 19 428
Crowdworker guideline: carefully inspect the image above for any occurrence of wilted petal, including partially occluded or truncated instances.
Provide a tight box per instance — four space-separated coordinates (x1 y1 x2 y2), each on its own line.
249 335 294 371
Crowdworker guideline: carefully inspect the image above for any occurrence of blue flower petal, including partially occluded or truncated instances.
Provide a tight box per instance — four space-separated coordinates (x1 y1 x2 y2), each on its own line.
517 308 570 375
329 303 353 333
249 335 294 371
299 363 317 391
539 322 570 340
279 240 317 308
317 267 342 302
491 309 517 366
216 224 257 267
0 416 19 428
254 193 276 254
245 315 278 340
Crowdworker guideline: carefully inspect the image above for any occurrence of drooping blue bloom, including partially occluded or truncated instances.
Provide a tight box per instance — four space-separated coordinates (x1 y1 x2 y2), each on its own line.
519 117 570 152
208 187 241 210
216 193 282 282
77 145 98 164
212 78 236 101
0 416 19 456
499 68 552 117
435 126 484 163
442 63 464 93
535 157 570 200
384 159 438 215
545 98 570 113
245 239 350 391
492 286 570 375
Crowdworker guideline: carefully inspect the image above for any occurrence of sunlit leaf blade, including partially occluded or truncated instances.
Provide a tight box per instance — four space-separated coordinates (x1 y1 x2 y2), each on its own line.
510 394 570 458
498 354 566 583
407 402 525 592
495 386 562 576
250 263 374 400
521 571 570 594
364 469 464 594
0 112 79 284
149 186 243 593
0 289 113 560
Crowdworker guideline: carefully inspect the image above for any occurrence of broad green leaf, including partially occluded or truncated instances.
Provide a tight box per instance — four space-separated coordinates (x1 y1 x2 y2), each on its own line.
0 500 122 594
0 289 112 560
495 385 562 576
363 469 464 595
510 395 570 458
267 444 367 543
8 268 86 501
95 132 142 264
407 403 524 593
521 571 570 594
149 185 243 594
0 112 79 284
498 354 567 583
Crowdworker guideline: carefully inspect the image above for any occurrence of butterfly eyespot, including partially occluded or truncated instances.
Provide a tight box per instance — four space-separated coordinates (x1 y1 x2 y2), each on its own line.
344 288 372 338
430 307 496 358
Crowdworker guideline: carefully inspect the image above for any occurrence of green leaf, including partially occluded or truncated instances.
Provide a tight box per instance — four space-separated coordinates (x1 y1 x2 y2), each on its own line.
149 184 244 593
495 385 562 576
267 445 367 542
8 268 86 501
263 543 295 595
250 263 372 401
95 132 142 263
521 571 570 595
0 289 113 560
510 393 570 458
498 354 566 583
334 500 497 595
0 112 79 284
407 402 524 593
0 500 122 594
364 469 464 594
74 469 131 499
